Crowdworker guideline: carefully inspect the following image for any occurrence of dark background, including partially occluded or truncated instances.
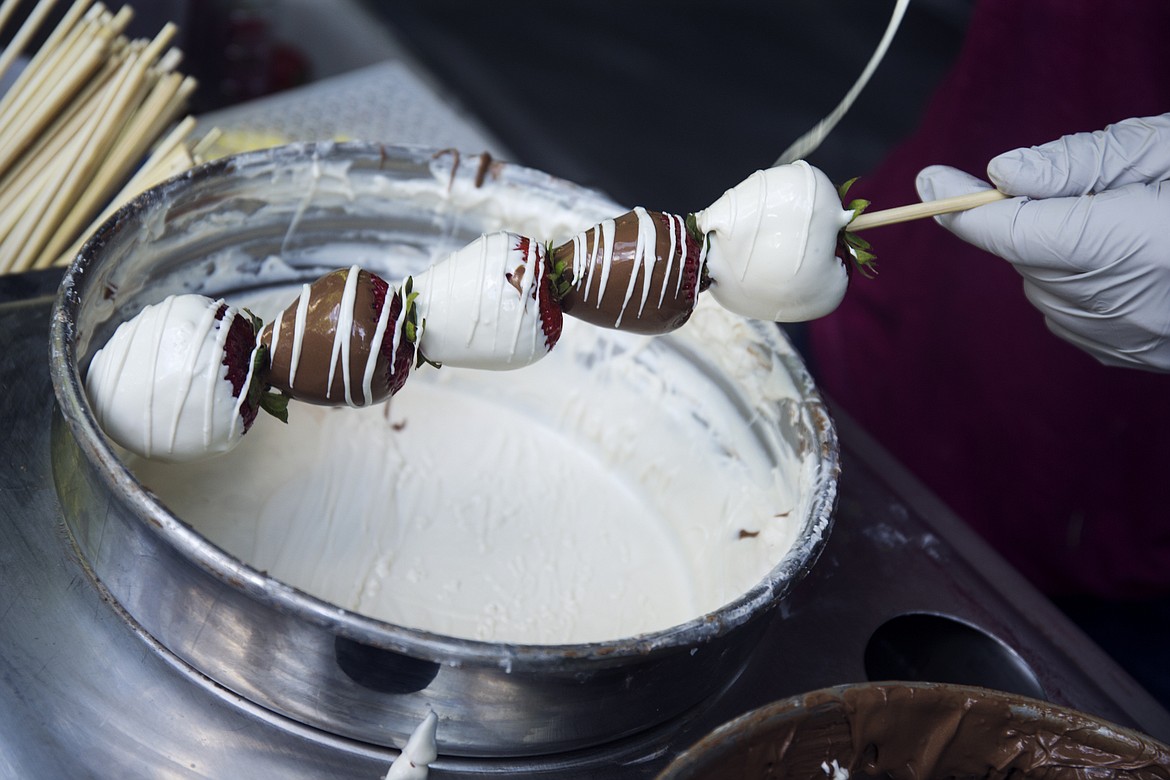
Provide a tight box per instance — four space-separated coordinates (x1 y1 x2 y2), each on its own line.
357 0 972 214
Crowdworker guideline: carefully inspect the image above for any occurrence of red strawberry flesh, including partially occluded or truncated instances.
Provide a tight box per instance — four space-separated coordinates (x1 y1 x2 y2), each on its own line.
515 236 563 351
216 304 260 431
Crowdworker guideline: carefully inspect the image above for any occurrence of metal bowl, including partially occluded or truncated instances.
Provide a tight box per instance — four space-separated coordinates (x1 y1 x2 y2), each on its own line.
658 682 1170 778
48 143 839 757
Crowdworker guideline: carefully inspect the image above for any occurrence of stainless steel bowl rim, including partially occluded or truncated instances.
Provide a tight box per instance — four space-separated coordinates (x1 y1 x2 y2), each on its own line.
49 141 841 670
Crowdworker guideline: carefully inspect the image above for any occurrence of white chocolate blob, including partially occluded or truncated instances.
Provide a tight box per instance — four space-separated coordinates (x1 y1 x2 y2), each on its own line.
412 232 553 370
86 294 256 462
695 161 853 322
384 710 438 780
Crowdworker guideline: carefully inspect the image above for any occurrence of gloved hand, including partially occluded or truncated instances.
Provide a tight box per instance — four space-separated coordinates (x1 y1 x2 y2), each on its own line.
916 113 1170 372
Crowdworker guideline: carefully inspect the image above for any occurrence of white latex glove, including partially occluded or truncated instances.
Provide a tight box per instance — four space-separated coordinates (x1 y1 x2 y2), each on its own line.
916 113 1170 371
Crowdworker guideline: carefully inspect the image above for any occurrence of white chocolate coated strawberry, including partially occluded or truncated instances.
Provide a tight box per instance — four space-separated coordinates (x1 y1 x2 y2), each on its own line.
86 294 260 462
412 232 561 370
695 161 853 322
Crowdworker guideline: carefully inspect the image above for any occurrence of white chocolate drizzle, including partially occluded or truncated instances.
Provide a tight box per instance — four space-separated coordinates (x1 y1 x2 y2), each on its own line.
229 337 261 441
362 275 397 407
288 282 311 389
384 710 438 780
326 264 362 405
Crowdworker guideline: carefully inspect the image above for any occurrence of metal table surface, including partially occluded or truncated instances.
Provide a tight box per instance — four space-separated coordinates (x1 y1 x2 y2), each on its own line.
2 268 1168 779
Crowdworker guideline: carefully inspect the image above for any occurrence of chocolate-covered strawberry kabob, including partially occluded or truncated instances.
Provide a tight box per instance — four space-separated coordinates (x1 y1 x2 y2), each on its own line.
87 160 888 463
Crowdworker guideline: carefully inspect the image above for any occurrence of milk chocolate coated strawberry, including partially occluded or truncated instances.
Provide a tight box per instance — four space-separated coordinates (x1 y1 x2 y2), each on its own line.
550 207 708 335
259 266 417 406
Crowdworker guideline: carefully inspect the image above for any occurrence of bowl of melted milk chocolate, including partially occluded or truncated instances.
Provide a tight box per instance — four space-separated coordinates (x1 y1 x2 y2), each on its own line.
658 682 1170 779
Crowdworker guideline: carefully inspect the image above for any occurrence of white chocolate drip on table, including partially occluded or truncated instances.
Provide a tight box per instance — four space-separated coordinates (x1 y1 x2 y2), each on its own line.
385 710 438 780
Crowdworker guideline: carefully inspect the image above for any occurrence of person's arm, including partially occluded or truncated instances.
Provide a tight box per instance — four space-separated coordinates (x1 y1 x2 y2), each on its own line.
916 113 1170 371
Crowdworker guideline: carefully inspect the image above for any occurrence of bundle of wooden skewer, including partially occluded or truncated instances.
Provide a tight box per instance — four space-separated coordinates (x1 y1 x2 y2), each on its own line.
0 0 213 275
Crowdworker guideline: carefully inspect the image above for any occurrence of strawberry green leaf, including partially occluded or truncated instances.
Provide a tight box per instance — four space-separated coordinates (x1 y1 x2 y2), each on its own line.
835 176 878 277
699 262 712 292
244 343 275 415
545 247 576 302
243 307 264 335
847 198 871 220
844 231 872 251
839 229 878 278
259 391 290 423
415 346 443 370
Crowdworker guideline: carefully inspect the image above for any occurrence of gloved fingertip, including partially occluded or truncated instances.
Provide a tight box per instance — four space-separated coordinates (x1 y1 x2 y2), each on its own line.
915 165 992 201
915 166 942 201
987 149 1028 193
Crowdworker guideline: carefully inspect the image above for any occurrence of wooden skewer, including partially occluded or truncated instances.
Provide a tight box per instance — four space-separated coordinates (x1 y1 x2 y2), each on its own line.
33 27 181 267
52 115 200 267
155 46 183 74
0 1 99 139
0 49 127 259
0 13 124 174
0 0 31 39
38 71 190 267
0 1 198 275
0 52 124 222
0 0 60 84
17 41 152 272
190 126 222 160
6 33 144 273
0 12 91 141
849 188 1009 232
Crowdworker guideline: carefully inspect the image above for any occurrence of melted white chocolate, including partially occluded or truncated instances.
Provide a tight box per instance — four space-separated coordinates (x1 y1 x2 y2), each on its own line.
130 297 810 645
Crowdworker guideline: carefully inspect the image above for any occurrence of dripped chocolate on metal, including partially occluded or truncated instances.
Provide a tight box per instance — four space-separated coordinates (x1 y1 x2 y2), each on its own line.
553 209 704 335
260 268 406 406
665 684 1170 779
